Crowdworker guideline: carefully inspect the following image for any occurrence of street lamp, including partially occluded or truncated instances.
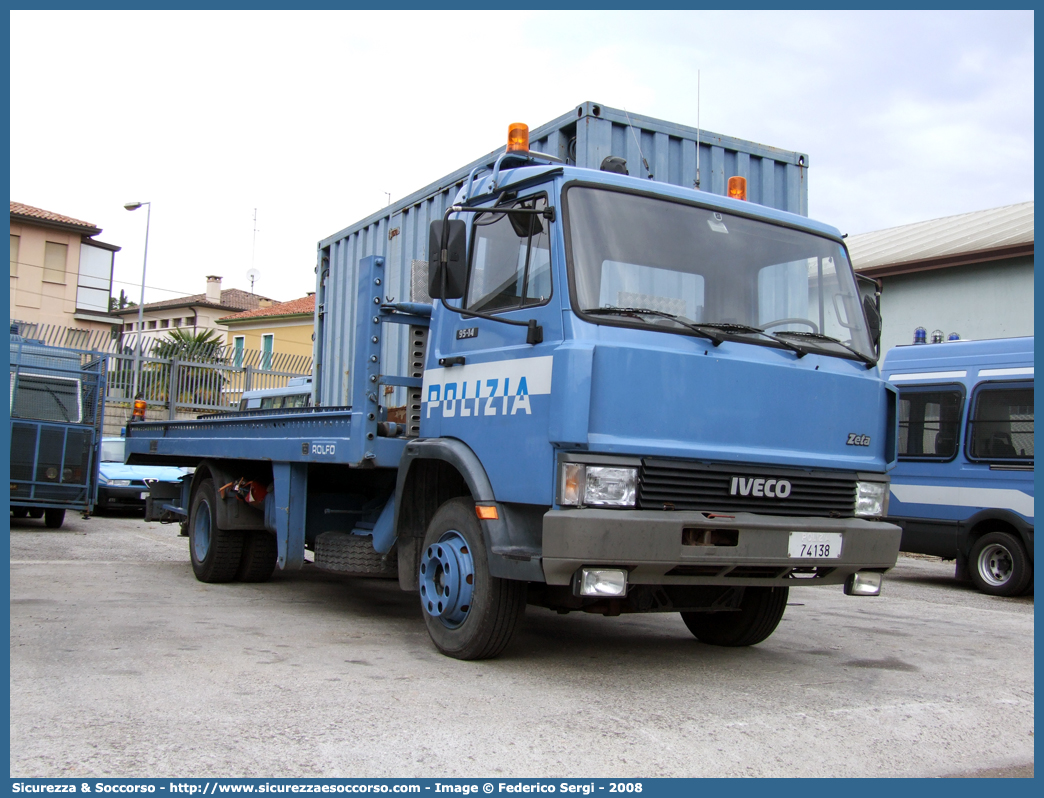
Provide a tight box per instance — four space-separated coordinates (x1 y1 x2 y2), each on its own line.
124 201 151 401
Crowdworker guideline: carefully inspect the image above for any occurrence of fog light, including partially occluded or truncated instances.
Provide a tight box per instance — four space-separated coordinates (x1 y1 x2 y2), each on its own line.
578 568 628 597
844 571 882 596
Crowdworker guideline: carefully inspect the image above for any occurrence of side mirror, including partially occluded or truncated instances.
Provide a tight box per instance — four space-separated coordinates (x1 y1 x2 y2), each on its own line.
428 220 467 300
863 294 882 354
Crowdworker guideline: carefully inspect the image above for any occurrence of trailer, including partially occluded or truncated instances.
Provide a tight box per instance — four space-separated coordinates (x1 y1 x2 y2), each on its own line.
127 105 901 659
9 331 107 529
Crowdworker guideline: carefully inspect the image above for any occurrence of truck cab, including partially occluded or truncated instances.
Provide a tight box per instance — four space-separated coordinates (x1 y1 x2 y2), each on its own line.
391 138 901 655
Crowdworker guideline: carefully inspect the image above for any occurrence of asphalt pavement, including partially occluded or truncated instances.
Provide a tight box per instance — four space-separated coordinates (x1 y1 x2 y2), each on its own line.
9 511 1034 778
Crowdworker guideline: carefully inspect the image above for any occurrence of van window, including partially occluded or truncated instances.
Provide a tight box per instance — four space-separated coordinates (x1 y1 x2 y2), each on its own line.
968 386 1034 460
898 388 963 459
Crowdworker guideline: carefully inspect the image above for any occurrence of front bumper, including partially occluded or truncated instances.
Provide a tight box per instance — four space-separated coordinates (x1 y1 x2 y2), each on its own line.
98 485 150 508
542 509 901 587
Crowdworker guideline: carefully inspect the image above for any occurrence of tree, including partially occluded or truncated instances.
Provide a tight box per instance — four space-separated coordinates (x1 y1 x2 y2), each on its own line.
153 327 224 361
109 289 137 313
152 328 227 407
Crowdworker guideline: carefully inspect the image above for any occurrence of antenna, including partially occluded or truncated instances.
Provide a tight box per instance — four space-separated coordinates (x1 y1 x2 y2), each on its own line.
385 192 391 206
695 70 701 189
251 208 259 273
246 268 260 295
622 107 653 180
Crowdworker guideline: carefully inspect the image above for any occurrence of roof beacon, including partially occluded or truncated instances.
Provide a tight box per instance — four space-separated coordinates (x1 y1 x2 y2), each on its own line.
727 176 747 201
507 123 529 153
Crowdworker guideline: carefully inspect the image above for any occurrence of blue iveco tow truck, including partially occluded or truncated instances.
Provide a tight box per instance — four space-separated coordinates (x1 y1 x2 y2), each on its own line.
882 337 1034 596
126 113 901 659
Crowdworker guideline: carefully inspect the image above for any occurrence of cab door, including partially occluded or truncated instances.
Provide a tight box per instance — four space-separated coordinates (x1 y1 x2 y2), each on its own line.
425 188 562 505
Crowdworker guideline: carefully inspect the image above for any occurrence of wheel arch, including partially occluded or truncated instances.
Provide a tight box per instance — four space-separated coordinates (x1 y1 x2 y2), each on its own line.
960 509 1034 563
187 459 272 531
393 438 544 589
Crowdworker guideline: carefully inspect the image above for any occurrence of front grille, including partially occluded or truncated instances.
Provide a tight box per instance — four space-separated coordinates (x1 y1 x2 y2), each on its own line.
638 458 857 517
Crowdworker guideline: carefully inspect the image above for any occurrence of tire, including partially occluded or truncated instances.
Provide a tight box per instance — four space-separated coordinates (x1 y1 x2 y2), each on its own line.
681 586 789 647
188 478 244 583
237 531 278 582
28 508 44 519
44 509 65 529
419 497 526 660
968 531 1031 597
11 508 29 519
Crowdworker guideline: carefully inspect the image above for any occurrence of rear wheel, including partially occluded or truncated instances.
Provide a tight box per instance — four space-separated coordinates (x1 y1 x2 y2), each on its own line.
419 497 526 660
189 479 244 583
28 508 44 519
44 509 65 529
11 508 29 519
969 531 1031 597
237 531 278 582
681 586 789 646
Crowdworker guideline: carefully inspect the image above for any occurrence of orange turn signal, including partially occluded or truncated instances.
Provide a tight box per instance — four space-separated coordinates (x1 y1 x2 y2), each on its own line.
727 175 747 201
475 505 499 520
507 123 529 153
132 399 147 421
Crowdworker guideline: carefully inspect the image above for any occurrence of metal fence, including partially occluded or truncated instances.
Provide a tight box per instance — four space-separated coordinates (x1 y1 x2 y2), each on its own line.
11 320 313 419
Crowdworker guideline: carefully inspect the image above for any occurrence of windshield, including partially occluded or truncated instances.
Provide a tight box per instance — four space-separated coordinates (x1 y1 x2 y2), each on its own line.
565 186 875 361
101 439 125 462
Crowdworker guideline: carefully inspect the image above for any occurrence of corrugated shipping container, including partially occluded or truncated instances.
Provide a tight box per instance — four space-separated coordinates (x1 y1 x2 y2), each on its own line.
315 101 809 407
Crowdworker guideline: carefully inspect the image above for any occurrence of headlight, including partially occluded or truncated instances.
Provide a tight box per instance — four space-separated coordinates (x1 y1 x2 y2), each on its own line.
558 463 637 507
856 481 888 517
109 479 132 487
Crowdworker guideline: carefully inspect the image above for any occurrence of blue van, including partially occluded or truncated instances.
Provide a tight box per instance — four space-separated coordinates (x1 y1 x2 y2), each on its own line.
882 337 1033 596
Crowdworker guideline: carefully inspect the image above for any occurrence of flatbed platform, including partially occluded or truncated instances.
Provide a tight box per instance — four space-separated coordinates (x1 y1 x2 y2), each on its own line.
124 406 407 469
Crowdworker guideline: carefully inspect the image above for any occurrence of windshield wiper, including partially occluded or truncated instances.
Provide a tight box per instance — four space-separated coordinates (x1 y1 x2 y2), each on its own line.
692 322 815 358
582 307 727 345
773 331 877 368
582 308 818 357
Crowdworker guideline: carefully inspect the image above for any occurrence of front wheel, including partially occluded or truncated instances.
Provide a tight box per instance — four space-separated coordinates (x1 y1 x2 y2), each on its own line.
969 531 1032 596
419 497 526 660
44 509 65 529
189 478 244 583
681 586 789 646
11 507 29 519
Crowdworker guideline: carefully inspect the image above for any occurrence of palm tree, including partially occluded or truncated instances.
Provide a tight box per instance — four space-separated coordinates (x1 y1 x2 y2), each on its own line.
152 328 227 406
153 327 224 362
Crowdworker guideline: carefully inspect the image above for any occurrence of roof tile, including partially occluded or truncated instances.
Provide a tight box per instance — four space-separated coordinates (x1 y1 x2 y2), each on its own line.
220 295 315 322
10 201 99 231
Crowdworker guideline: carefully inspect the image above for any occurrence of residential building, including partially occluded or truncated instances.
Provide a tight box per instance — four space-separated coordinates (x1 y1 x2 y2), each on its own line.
219 293 316 368
848 202 1034 356
112 276 277 350
10 201 122 341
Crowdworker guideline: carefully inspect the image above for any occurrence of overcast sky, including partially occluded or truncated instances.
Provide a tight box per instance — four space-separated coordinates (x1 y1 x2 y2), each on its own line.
10 10 1034 306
